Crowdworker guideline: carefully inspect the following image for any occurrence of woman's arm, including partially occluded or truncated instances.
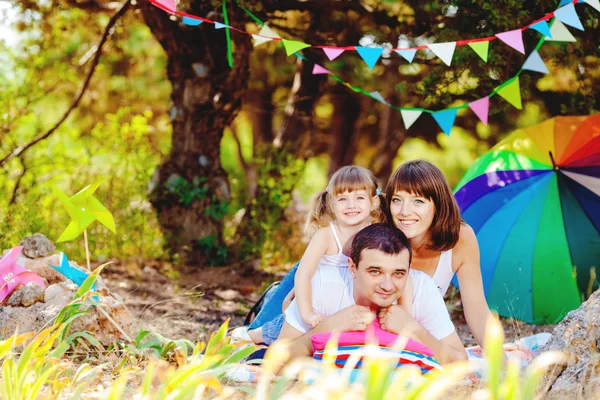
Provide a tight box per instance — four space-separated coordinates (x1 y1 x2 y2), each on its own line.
294 229 330 326
454 224 498 348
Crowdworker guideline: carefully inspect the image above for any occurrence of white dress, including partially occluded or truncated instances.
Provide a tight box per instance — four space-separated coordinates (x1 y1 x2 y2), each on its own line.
285 222 350 333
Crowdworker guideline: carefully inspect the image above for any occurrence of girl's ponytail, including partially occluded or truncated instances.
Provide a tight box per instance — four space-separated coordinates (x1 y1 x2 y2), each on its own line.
371 191 389 224
304 190 332 238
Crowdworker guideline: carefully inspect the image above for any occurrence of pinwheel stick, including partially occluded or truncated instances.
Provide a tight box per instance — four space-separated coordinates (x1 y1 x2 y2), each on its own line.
83 229 91 272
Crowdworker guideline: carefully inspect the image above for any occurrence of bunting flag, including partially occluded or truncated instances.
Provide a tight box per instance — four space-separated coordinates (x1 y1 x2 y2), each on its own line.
281 39 311 56
214 22 230 29
395 49 418 63
153 0 176 13
148 0 593 135
182 16 203 26
253 25 280 47
312 64 330 75
545 19 577 42
585 0 600 13
432 109 458 136
355 47 384 69
496 77 523 110
151 0 589 72
400 110 423 130
468 41 489 62
469 97 490 125
522 50 549 74
370 91 387 104
427 42 456 66
323 48 345 61
495 29 525 54
529 20 552 38
554 3 585 31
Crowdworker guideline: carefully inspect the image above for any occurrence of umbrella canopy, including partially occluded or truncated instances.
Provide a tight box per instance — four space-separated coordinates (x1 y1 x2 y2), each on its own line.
454 114 600 324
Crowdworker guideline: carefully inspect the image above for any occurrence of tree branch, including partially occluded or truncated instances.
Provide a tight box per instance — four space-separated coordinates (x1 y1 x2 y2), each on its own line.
0 0 132 168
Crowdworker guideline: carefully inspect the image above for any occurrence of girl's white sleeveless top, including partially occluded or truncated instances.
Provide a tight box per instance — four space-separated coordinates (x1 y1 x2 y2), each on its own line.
284 222 349 332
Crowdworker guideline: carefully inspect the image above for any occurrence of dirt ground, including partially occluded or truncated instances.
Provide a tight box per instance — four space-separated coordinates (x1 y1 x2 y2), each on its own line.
102 259 556 346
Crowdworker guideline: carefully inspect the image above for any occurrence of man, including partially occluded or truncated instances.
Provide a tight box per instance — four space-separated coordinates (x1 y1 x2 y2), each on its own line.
280 223 467 366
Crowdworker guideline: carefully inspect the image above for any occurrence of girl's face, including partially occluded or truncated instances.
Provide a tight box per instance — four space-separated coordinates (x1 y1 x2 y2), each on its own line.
389 190 435 243
332 189 376 227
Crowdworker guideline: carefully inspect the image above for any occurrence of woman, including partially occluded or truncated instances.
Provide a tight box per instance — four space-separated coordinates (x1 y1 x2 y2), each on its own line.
234 160 496 349
385 160 494 347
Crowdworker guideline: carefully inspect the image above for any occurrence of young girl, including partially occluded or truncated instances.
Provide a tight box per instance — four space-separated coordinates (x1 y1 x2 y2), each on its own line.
279 165 414 339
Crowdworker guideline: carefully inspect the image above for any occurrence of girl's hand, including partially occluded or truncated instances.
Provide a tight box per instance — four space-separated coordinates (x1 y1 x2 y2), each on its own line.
302 311 326 328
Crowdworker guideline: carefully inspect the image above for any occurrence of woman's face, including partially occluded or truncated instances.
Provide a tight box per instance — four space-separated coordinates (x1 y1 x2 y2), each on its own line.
389 190 436 242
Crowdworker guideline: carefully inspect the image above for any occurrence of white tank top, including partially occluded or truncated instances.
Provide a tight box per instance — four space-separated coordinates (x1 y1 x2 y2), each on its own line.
431 250 454 296
318 222 349 268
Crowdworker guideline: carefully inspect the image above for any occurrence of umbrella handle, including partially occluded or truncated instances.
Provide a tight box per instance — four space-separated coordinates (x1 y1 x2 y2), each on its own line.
549 151 558 170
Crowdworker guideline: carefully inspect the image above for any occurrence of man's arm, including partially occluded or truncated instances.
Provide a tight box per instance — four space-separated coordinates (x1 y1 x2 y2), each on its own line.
379 305 466 364
273 305 376 374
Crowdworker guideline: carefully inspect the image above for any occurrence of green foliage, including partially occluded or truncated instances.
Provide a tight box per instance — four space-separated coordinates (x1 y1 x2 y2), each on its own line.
236 145 306 263
194 234 229 266
164 176 209 207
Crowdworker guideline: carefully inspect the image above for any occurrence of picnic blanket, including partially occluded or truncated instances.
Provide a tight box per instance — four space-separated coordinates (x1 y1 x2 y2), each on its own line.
224 332 552 384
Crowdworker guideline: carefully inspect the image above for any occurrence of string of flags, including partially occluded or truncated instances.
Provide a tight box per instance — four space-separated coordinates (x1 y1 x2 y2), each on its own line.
149 0 596 67
148 0 599 135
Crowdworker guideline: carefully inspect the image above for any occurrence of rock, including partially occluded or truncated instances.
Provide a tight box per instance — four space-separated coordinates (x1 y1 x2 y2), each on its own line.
20 233 56 258
536 290 600 398
7 282 45 307
215 289 239 301
1 289 134 345
44 281 77 302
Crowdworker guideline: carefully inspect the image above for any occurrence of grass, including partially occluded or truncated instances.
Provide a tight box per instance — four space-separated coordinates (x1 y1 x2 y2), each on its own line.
0 265 571 399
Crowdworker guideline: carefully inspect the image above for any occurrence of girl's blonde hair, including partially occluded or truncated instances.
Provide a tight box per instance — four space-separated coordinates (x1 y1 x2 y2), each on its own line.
304 165 386 237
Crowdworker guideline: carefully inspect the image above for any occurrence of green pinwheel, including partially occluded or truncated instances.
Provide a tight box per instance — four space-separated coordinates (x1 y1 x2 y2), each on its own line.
55 179 116 243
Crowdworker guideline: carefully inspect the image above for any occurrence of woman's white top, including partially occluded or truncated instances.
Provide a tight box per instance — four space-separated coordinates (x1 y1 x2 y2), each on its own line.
432 249 454 296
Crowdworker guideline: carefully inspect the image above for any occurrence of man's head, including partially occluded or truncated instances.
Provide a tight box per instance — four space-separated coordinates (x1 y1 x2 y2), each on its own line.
349 223 412 308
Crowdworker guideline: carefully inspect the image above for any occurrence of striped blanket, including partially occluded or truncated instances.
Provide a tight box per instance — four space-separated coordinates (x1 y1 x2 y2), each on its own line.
310 320 441 374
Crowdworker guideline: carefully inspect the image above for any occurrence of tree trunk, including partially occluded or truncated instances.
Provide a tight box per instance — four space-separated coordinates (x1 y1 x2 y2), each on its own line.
370 90 406 183
328 85 361 176
140 1 251 264
234 13 328 261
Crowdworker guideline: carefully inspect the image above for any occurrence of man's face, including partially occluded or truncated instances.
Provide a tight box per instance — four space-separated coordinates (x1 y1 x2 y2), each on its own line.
349 248 410 309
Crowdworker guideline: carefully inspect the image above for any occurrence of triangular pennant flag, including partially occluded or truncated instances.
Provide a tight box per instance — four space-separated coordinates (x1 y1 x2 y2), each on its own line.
432 109 457 136
395 49 418 63
369 91 387 104
182 17 203 26
214 22 230 29
253 34 273 46
355 47 384 69
253 25 280 47
559 0 572 5
400 109 423 130
427 42 456 66
554 3 584 31
585 0 600 13
323 47 345 61
495 29 525 54
312 64 330 75
468 41 489 62
529 20 552 38
152 0 176 12
522 50 549 74
496 77 523 110
281 39 311 56
545 19 577 42
468 97 490 125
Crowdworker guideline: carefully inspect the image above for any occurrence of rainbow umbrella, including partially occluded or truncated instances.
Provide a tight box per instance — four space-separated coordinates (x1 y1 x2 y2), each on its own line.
453 114 600 324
